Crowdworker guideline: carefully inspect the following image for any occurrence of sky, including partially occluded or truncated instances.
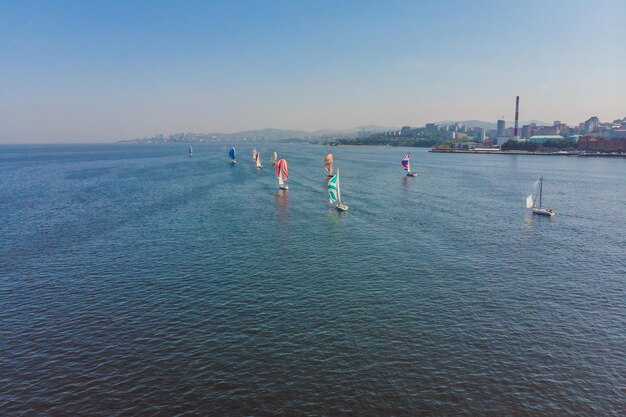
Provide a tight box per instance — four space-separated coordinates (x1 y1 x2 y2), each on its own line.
0 0 625 143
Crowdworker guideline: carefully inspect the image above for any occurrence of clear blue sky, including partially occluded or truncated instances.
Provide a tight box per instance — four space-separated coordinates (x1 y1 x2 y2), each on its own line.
1 0 624 142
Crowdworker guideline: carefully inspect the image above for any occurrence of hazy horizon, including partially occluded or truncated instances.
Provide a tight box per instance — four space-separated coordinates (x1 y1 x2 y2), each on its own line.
1 0 625 143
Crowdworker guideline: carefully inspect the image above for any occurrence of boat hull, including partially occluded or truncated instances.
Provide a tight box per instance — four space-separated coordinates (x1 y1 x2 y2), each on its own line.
406 172 417 177
532 207 556 216
336 203 349 211
279 185 289 190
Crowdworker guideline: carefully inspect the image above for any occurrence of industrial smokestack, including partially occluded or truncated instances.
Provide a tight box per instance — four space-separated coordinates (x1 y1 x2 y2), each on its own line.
514 96 520 140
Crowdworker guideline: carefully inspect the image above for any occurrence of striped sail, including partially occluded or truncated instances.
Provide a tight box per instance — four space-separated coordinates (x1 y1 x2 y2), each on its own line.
402 153 410 170
327 174 338 204
229 147 236 160
324 153 334 174
276 159 288 185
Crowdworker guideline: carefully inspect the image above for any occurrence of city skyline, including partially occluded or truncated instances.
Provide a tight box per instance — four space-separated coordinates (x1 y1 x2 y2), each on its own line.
1 0 625 143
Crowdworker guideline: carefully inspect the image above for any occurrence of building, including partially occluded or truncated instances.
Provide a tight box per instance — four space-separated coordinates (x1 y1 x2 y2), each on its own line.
608 130 626 140
578 136 626 151
425 123 437 130
528 135 565 144
497 119 506 137
453 141 478 150
473 128 486 142
584 116 600 133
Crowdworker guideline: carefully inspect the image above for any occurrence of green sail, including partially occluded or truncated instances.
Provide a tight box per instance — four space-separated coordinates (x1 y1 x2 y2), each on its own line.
328 175 338 204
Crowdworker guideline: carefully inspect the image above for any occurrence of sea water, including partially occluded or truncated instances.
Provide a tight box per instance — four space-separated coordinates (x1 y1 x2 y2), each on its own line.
1 144 624 415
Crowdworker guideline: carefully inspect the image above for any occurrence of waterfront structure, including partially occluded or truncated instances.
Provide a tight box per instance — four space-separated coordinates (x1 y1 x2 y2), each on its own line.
453 141 478 150
578 136 626 151
528 135 565 144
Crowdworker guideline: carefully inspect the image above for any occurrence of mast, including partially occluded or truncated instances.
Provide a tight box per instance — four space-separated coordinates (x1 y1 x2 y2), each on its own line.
539 177 543 208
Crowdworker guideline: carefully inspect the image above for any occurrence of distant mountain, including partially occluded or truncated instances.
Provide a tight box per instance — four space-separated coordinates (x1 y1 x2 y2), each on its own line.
119 125 398 144
218 128 312 140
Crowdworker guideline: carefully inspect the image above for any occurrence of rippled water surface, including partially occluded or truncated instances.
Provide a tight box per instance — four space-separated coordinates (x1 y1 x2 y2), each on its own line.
1 144 625 416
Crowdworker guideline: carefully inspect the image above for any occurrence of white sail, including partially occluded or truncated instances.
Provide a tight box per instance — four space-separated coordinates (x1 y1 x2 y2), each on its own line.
526 180 540 208
255 151 262 167
336 169 341 204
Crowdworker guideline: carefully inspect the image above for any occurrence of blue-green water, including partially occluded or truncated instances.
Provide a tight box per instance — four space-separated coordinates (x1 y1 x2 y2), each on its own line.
1 144 625 415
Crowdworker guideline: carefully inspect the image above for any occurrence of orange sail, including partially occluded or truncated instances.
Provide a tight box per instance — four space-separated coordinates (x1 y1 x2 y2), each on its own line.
324 153 333 174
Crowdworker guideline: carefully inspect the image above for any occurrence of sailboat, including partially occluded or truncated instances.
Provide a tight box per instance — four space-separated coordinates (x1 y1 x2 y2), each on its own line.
229 147 237 164
188 146 193 157
271 151 278 165
402 153 417 176
324 153 334 177
328 169 348 211
254 150 263 169
526 176 555 216
275 158 289 190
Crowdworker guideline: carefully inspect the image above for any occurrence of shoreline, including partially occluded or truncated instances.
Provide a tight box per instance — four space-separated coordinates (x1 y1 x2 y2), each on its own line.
429 149 626 158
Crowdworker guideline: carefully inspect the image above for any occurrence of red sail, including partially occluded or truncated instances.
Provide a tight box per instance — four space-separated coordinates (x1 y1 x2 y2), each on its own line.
275 159 288 179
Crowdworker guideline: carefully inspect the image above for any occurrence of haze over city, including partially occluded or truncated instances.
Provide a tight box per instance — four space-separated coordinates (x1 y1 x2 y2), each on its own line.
1 0 624 143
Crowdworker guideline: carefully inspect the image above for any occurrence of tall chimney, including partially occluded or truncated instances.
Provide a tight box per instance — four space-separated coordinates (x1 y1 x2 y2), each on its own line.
514 96 520 140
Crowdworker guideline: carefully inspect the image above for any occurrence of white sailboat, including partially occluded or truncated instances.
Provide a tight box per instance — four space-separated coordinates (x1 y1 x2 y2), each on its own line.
188 146 193 157
276 158 289 190
254 150 263 169
402 153 417 176
271 151 278 165
328 169 348 211
526 176 556 216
